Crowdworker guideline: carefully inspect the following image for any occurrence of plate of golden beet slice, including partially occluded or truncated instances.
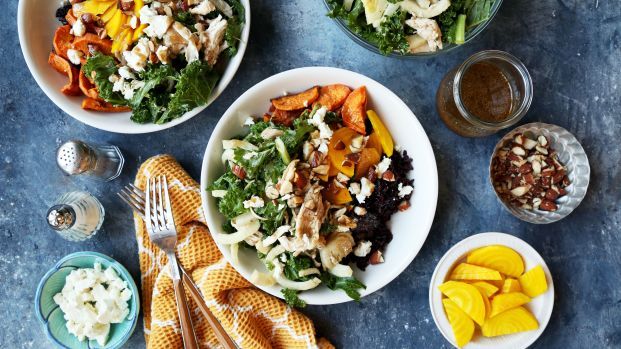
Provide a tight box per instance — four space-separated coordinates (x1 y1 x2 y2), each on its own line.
429 233 554 349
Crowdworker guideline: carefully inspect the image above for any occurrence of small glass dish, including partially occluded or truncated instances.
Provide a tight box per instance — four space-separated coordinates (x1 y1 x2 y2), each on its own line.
489 123 590 224
322 0 504 58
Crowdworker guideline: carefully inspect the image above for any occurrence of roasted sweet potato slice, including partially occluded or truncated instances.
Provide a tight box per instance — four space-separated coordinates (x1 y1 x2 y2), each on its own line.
314 84 352 111
271 86 319 111
342 86 368 135
79 69 99 99
65 9 78 26
48 52 82 96
82 98 131 112
270 108 304 127
73 34 114 57
53 25 74 60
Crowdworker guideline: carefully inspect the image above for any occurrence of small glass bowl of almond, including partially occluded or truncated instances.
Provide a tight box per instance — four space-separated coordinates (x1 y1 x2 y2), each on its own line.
489 122 590 224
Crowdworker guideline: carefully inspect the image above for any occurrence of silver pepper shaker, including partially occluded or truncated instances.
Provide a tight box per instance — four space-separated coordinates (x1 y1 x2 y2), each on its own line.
47 191 105 242
56 140 124 181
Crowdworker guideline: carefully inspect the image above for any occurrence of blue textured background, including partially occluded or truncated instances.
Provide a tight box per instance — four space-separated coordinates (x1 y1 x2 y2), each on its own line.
1 0 620 348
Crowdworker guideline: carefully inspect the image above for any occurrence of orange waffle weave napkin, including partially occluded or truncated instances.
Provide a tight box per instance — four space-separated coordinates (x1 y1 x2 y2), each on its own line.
133 155 333 349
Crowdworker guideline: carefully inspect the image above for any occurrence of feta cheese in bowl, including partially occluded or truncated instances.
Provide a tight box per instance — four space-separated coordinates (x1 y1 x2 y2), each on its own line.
35 252 139 349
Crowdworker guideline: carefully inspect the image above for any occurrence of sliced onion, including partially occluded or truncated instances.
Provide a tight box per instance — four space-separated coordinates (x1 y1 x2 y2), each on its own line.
273 264 321 291
231 212 257 229
211 0 233 17
263 225 291 246
250 270 276 287
265 245 286 263
329 264 353 278
298 268 321 277
222 139 258 151
212 227 257 245
230 243 240 265
249 207 267 221
255 240 271 254
343 0 354 11
221 149 234 164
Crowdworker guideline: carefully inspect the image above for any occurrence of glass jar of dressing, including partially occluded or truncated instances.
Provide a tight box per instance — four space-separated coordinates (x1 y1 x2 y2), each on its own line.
436 50 533 137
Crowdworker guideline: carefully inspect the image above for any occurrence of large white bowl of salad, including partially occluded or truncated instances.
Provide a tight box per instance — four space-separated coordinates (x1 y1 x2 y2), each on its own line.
18 0 250 134
325 0 503 56
201 67 438 305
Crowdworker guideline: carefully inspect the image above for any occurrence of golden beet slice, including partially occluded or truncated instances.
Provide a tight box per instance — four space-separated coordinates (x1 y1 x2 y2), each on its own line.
341 86 367 135
271 86 320 111
314 84 352 111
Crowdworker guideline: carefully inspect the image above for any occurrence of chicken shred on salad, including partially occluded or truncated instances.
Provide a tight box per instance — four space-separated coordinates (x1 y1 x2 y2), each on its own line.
208 85 415 306
327 0 497 55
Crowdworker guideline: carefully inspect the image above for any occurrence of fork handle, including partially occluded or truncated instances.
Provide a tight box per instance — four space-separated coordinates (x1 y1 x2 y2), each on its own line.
181 270 237 349
172 276 200 349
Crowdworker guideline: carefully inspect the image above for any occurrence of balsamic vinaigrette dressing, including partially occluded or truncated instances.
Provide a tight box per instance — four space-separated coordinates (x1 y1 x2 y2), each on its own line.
460 62 513 122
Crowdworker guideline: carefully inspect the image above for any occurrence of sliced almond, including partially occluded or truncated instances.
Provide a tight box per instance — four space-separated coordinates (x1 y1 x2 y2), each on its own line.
510 186 530 197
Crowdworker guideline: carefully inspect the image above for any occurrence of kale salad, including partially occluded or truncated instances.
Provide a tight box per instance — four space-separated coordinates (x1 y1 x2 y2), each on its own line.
326 0 497 55
52 0 244 124
208 84 415 306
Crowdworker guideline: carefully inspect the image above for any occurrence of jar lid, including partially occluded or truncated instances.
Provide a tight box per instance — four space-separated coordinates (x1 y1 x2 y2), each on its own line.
47 205 76 230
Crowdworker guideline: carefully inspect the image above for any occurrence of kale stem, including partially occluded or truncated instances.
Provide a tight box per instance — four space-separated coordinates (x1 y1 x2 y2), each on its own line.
455 14 467 44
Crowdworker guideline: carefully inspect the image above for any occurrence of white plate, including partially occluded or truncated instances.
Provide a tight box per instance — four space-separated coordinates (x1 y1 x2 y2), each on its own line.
17 0 250 134
429 232 555 349
200 67 439 305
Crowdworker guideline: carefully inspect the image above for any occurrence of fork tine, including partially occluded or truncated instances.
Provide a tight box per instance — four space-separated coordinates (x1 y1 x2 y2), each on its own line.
162 175 176 228
156 176 166 228
129 183 145 199
117 189 145 218
145 177 155 232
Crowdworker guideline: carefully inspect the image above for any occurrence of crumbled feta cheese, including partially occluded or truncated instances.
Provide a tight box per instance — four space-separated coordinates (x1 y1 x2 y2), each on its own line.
354 206 367 216
190 0 216 15
66 49 83 65
397 183 414 198
308 106 333 140
123 38 150 72
394 144 403 152
348 182 361 195
72 19 86 37
376 157 392 176
243 117 255 126
117 66 135 80
108 74 120 83
354 240 372 257
53 263 131 346
317 141 329 154
139 5 158 21
356 177 375 204
243 196 265 209
129 15 139 29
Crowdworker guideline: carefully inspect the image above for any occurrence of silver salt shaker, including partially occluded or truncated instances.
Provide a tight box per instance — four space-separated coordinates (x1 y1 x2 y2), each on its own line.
56 140 124 181
47 191 105 242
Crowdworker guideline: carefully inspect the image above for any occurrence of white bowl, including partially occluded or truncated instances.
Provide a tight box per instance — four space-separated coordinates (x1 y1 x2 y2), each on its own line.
17 0 251 134
429 233 555 349
200 67 439 305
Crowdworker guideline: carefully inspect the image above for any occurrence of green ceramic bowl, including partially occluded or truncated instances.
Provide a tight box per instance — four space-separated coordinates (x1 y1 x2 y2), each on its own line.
35 252 140 349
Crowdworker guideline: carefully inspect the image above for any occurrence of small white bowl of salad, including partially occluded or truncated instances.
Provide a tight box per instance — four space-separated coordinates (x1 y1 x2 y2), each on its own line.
324 0 503 57
18 0 250 134
200 67 438 305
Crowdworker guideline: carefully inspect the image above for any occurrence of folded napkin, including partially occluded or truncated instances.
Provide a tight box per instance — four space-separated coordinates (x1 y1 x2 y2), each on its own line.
133 155 333 349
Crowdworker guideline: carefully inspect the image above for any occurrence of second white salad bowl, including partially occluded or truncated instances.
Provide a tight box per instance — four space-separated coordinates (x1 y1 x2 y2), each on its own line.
201 67 438 304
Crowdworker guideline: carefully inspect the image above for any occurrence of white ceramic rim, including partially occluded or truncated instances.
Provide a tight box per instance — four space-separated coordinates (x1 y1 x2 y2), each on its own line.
200 66 439 304
429 232 555 349
17 0 251 134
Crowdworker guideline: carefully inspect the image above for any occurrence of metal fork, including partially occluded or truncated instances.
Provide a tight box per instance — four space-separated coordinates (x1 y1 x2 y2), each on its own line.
119 182 237 349
145 175 199 349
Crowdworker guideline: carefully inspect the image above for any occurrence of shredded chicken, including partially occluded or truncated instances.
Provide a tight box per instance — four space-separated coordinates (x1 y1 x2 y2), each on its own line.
405 18 443 52
293 184 330 252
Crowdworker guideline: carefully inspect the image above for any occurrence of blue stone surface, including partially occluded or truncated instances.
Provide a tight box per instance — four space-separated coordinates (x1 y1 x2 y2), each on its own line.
1 0 620 348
